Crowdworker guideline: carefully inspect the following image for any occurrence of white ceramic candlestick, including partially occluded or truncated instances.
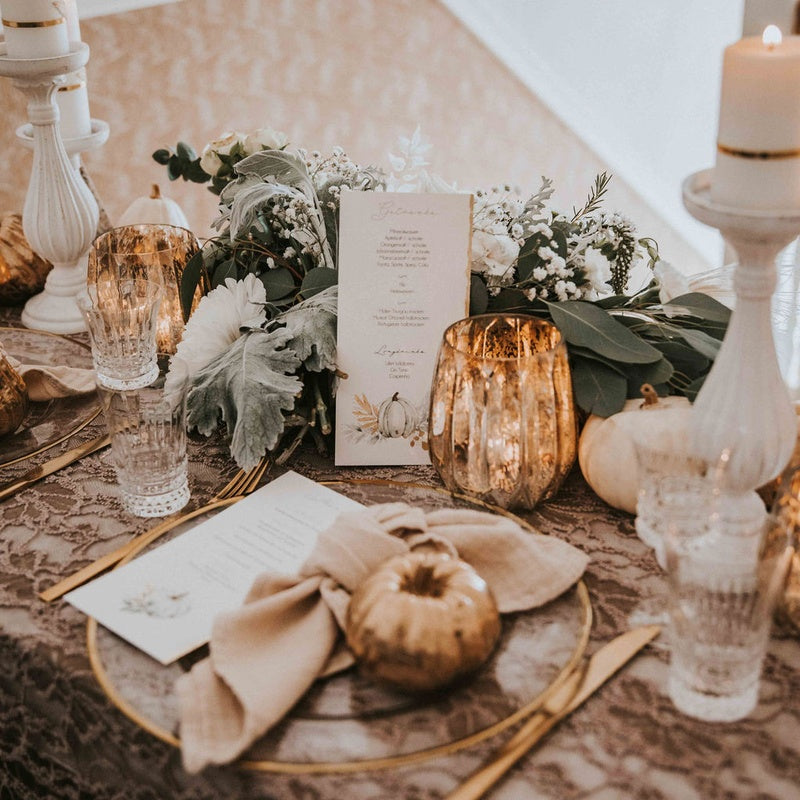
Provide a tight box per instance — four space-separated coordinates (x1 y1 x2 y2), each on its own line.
0 43 99 333
683 169 800 494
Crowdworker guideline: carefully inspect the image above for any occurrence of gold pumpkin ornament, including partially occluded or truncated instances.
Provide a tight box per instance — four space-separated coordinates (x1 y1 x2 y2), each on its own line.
345 552 501 692
0 354 28 437
577 385 692 513
0 212 52 305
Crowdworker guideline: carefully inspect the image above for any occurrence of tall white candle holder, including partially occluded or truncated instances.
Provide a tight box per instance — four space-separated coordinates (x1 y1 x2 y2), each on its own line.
0 42 104 333
682 168 800 495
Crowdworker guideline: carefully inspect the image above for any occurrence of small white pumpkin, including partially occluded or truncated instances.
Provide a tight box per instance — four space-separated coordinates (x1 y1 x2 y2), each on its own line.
578 385 692 514
345 552 501 692
117 184 190 228
377 392 417 438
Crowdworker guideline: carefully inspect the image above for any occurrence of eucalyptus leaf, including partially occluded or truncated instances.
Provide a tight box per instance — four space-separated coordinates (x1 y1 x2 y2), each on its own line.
260 267 296 300
623 357 675 397
487 288 531 312
546 301 662 364
300 267 338 299
179 249 207 322
185 329 302 469
211 259 237 289
469 274 489 315
664 292 732 324
651 340 710 374
570 356 628 417
676 327 722 360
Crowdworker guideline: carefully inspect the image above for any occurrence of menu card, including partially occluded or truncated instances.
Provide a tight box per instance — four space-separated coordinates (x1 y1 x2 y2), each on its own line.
66 472 363 664
335 191 473 465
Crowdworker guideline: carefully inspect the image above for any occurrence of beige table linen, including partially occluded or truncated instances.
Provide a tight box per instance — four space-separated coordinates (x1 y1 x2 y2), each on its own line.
177 502 589 773
1 341 95 401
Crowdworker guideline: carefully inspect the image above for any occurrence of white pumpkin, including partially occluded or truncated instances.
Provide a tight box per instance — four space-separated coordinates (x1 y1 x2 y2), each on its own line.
118 184 190 228
377 392 417 438
578 385 692 514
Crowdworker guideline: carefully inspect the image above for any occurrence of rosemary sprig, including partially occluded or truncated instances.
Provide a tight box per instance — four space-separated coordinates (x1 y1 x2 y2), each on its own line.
571 172 611 221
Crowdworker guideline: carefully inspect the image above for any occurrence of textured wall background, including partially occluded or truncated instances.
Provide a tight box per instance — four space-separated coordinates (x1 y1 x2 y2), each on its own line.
0 0 705 269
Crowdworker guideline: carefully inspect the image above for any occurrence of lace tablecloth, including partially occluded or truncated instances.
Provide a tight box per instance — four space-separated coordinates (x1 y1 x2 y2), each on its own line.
1 310 799 800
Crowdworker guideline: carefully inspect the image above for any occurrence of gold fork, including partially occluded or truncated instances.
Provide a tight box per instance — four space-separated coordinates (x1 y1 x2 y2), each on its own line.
39 458 271 602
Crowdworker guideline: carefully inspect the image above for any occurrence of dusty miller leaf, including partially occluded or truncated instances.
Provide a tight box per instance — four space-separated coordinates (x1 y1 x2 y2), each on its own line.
185 329 302 468
279 286 338 372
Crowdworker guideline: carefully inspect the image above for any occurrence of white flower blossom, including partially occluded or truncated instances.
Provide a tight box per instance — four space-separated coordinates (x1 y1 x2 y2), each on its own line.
199 131 244 176
242 127 288 156
471 230 519 278
583 247 613 295
165 274 267 393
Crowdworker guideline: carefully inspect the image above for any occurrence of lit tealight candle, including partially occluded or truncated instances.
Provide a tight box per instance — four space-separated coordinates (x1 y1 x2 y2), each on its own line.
712 25 800 209
1 0 70 59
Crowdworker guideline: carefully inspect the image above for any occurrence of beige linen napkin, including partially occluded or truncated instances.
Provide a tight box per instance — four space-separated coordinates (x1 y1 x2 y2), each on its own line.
177 502 589 773
0 342 95 401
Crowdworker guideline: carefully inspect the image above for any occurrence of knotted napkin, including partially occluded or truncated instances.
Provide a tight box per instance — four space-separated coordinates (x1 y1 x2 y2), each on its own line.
176 502 589 773
0 342 95 401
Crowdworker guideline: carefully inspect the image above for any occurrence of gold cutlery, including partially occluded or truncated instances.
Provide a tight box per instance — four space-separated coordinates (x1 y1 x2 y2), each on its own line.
0 432 110 503
445 625 662 800
39 457 271 602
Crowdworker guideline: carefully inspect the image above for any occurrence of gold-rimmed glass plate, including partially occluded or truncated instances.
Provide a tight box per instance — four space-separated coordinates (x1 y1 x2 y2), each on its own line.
88 479 592 774
0 327 100 466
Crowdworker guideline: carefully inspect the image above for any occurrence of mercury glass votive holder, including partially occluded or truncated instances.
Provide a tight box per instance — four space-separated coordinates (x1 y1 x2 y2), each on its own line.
88 224 201 355
429 314 577 510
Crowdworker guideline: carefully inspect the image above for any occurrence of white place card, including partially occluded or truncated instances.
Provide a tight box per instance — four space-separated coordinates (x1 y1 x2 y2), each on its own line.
66 472 363 665
335 191 473 465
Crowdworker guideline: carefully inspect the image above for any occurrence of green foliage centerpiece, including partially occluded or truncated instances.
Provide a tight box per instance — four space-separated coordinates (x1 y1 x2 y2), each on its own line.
155 128 729 469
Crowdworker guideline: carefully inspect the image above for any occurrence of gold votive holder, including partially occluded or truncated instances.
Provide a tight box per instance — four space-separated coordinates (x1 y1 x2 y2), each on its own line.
0 354 28 437
429 314 577 510
88 224 201 355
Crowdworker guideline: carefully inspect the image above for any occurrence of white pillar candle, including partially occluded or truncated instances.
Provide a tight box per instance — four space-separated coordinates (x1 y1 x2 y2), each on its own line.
53 1 92 141
1 0 69 59
712 25 800 209
57 68 92 140
61 0 80 43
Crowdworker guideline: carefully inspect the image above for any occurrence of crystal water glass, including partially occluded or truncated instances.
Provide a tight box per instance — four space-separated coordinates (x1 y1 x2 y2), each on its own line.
663 485 787 722
99 375 189 518
78 279 162 390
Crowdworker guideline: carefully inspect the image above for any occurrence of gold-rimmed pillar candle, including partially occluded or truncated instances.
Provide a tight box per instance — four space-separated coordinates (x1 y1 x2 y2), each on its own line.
712 25 800 209
1 0 70 58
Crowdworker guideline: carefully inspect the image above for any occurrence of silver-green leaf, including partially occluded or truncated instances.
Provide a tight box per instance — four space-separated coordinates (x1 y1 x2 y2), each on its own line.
186 329 302 469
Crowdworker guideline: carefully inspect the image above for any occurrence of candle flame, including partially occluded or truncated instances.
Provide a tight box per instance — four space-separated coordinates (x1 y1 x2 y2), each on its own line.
763 24 782 48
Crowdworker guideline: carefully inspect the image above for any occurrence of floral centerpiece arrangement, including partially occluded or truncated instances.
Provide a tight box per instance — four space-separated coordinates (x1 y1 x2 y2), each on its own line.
154 128 729 469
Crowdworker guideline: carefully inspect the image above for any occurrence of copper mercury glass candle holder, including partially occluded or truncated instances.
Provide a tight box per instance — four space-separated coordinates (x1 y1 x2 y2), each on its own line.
88 224 201 355
428 314 577 510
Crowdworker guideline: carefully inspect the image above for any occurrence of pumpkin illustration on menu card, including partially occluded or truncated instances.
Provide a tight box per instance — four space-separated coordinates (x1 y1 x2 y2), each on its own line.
377 392 417 438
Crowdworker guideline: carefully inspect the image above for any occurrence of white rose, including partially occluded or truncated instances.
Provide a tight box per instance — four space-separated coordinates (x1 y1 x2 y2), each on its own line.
243 127 289 156
583 247 613 294
471 230 519 278
199 131 244 176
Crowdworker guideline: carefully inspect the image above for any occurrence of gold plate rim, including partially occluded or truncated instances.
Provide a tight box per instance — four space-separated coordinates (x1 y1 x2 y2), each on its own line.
87 478 592 774
0 326 100 467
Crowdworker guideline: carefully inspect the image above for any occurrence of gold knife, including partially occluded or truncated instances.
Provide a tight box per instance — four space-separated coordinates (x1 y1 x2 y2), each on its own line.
0 433 111 503
445 625 661 800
